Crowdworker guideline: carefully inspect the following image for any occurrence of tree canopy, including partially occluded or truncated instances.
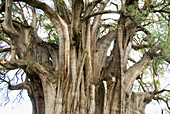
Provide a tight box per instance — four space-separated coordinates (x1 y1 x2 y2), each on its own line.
0 0 169 114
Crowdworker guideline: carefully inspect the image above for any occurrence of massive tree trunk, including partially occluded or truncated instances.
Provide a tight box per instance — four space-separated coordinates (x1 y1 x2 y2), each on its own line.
1 0 168 114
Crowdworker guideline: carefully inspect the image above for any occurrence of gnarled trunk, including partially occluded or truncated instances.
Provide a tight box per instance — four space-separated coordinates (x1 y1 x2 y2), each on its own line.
26 70 150 114
0 0 161 114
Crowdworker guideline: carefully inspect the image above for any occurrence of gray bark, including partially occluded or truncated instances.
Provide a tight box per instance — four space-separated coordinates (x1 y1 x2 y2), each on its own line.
0 0 165 114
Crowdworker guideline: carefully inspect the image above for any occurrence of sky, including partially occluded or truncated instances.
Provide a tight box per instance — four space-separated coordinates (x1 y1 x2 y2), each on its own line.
0 90 32 114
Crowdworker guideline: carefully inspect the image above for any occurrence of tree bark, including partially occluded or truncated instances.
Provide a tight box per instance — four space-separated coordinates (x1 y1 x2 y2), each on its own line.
0 0 165 114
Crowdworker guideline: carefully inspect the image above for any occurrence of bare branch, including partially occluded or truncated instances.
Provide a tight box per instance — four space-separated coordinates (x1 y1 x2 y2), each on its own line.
137 25 151 36
0 48 11 53
153 9 170 13
9 82 26 90
154 89 170 95
137 79 146 92
153 3 170 13
83 10 121 22
0 77 10 84
128 56 137 63
110 2 118 10
85 0 89 8
0 35 11 45
132 44 150 50
154 96 170 110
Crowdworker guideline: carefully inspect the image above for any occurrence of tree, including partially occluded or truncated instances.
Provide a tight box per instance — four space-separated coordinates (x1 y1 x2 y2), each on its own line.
0 0 169 114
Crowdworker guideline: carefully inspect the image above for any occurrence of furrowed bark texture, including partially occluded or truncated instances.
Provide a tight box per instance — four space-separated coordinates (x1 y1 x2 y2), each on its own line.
0 0 161 114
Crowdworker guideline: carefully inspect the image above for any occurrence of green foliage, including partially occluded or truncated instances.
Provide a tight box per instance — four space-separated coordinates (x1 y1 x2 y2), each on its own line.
122 5 149 22
38 14 48 21
38 15 59 45
130 3 170 110
47 35 59 45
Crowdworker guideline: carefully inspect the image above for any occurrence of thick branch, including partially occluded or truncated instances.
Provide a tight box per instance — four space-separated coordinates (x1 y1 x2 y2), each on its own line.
78 52 87 77
9 0 68 72
31 8 37 31
97 30 116 47
2 0 18 37
95 30 116 81
85 20 93 82
72 0 83 41
9 81 26 90
7 76 32 95
124 52 152 90
91 0 110 52
165 59 170 64
125 48 164 91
